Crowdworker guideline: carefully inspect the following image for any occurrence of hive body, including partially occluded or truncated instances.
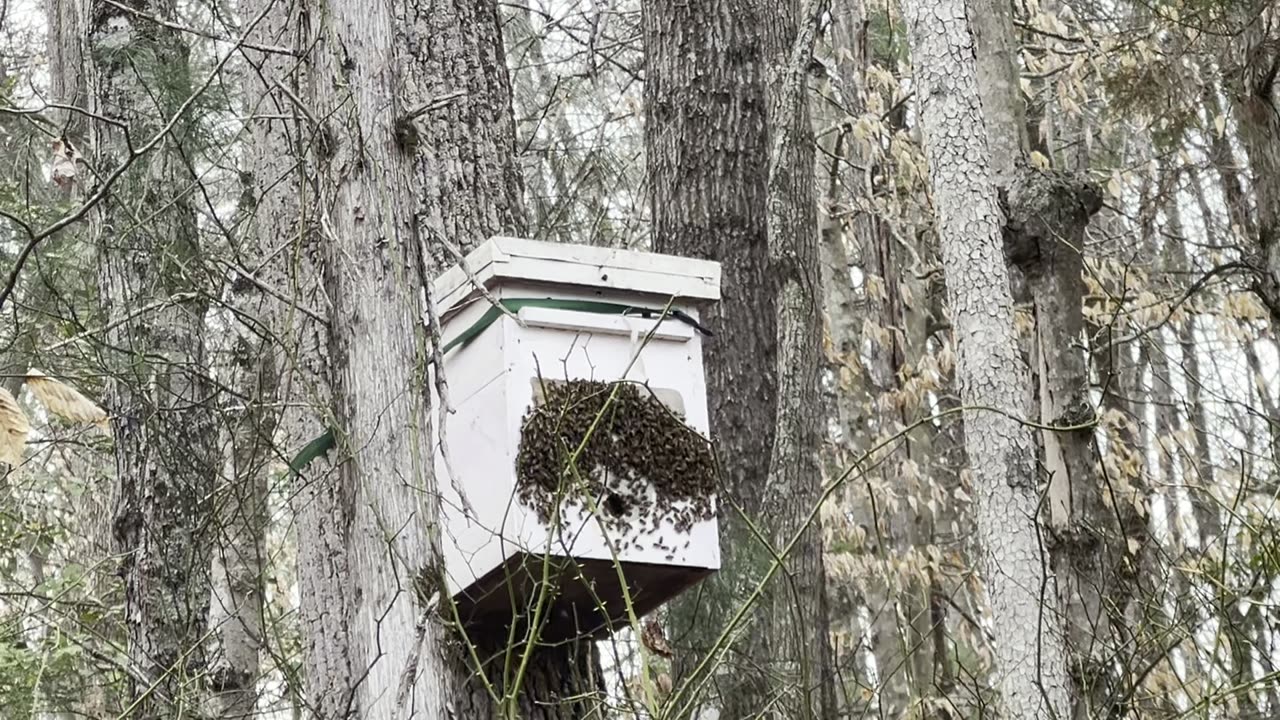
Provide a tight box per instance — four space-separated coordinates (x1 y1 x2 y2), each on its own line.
430 237 722 634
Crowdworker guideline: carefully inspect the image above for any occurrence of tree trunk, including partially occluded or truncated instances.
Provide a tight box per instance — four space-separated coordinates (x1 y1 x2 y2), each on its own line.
88 1 217 715
396 0 527 264
46 0 89 138
966 0 1126 715
296 1 603 717
815 44 883 707
1169 173 1222 545
755 2 837 718
207 411 268 719
39 4 115 717
1229 11 1280 322
966 0 1026 187
898 1 1072 716
644 1 837 717
300 1 450 714
204 1 318 715
641 0 777 714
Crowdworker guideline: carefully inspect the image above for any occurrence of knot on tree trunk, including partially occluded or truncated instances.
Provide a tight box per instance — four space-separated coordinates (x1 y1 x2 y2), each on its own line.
999 165 1103 273
1051 391 1096 432
208 664 254 693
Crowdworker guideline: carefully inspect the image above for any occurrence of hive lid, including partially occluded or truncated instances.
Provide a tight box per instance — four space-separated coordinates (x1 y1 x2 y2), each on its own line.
432 236 722 315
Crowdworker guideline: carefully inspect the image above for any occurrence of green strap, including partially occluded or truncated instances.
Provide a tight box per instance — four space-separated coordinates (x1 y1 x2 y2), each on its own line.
289 429 336 475
290 298 704 475
440 297 678 355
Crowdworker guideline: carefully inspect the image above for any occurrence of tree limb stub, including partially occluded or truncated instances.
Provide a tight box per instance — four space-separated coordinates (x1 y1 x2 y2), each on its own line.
1000 165 1104 273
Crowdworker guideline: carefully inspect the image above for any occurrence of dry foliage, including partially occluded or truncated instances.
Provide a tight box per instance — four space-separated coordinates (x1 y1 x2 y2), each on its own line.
0 388 30 468
24 370 109 430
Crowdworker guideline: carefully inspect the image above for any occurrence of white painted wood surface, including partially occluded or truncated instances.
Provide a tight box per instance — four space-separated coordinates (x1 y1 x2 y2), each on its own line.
430 240 722 617
433 236 722 316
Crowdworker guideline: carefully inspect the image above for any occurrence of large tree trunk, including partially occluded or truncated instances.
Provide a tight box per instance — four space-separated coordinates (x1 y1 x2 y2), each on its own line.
966 1 1124 716
641 0 777 714
295 1 603 717
643 0 836 717
88 1 217 715
299 1 449 714
898 1 1072 716
396 2 606 716
397 0 527 264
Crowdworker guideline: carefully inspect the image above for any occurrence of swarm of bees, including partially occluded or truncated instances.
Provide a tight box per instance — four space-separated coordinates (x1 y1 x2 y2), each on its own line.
515 379 716 543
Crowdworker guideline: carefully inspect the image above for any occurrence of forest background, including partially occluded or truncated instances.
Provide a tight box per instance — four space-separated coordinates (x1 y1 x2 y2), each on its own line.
0 0 1278 718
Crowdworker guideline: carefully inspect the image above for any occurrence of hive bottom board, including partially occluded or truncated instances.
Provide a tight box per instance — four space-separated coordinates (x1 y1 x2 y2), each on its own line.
450 553 712 641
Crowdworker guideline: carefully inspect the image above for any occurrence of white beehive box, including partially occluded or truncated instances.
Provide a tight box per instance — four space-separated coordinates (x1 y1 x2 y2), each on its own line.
430 237 721 636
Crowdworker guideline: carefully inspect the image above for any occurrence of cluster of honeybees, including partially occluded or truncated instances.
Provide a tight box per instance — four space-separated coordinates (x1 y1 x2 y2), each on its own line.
515 379 716 541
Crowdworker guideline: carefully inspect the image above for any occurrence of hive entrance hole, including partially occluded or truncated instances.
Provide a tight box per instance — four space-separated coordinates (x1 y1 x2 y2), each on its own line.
603 491 628 517
515 378 715 536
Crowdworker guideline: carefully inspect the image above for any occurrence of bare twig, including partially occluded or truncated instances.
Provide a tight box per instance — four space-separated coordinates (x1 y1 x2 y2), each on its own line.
216 257 330 326
42 293 200 352
437 234 526 328
411 222 475 520
0 0 279 313
402 90 466 121
272 79 322 130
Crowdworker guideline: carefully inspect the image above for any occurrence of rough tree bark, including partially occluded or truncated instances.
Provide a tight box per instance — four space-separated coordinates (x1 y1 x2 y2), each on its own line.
298 1 450 714
234 0 345 714
755 2 837 717
37 4 115 717
966 0 1130 715
643 0 836 717
898 1 1073 716
88 1 218 715
641 0 777 714
396 1 606 716
295 0 602 717
815 13 887 702
46 0 89 137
